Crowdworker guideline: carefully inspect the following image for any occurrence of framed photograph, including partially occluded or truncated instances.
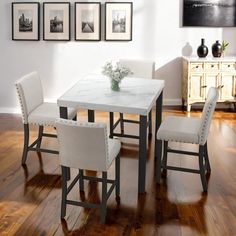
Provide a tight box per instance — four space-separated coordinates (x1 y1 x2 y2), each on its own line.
75 2 101 41
105 2 133 41
183 0 236 27
12 2 40 41
43 2 70 41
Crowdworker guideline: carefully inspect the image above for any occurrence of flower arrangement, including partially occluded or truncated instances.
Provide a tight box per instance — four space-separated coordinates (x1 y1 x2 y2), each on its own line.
102 61 132 91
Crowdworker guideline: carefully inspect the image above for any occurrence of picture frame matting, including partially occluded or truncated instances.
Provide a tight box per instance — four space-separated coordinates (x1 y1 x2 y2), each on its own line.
75 2 101 41
43 2 71 41
105 2 133 41
12 2 40 41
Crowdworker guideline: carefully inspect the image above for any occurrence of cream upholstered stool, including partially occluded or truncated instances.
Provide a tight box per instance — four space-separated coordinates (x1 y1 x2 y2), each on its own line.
155 87 218 191
110 59 155 138
56 118 121 224
15 71 77 165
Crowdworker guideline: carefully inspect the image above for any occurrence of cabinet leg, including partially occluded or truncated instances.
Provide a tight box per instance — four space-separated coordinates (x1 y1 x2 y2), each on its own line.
187 104 191 112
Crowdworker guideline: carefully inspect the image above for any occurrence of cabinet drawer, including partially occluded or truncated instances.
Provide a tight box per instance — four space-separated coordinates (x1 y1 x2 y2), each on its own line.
221 62 236 71
205 62 220 70
190 63 204 71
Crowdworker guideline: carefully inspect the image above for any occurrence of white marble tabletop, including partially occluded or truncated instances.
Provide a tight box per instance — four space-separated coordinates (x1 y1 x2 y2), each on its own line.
57 74 165 115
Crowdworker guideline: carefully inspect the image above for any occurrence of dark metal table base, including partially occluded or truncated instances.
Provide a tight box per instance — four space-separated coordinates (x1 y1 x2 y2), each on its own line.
59 91 163 194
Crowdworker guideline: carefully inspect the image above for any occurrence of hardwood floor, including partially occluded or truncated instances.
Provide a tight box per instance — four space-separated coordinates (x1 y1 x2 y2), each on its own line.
0 109 236 236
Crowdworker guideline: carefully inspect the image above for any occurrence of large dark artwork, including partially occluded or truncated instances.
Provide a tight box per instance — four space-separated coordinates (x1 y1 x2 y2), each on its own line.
183 0 236 27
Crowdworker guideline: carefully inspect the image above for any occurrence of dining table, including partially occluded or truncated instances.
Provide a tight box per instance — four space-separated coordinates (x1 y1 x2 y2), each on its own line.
57 73 165 194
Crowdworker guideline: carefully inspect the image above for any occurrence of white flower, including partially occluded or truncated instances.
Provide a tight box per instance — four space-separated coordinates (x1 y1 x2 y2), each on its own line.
102 61 132 83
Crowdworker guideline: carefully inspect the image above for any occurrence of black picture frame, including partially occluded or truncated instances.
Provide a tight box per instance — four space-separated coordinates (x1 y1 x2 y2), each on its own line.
183 0 236 27
43 2 71 41
12 2 40 41
105 2 133 41
75 2 101 41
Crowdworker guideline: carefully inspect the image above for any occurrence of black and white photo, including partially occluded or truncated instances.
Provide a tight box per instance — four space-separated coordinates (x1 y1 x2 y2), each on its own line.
19 10 33 32
43 2 70 41
50 10 63 33
12 2 39 40
75 3 101 41
105 2 132 41
82 10 94 33
112 10 126 33
183 0 236 27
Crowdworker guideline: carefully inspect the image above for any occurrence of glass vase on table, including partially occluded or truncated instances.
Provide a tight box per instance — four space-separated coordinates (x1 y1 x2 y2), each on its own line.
102 61 132 91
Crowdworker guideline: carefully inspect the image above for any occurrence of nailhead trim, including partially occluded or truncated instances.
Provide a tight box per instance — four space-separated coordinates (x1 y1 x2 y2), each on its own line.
159 137 198 144
15 83 28 124
199 103 213 145
28 121 55 127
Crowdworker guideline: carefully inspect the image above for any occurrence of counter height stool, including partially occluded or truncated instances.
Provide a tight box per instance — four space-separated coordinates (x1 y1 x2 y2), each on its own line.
155 87 218 191
56 118 121 224
15 71 77 165
110 59 155 138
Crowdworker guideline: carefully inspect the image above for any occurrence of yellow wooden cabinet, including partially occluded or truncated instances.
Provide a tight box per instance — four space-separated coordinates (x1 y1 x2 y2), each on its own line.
182 57 236 111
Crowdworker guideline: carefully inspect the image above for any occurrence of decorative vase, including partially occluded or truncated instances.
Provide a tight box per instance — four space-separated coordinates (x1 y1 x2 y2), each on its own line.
111 79 120 91
212 40 222 57
197 38 208 58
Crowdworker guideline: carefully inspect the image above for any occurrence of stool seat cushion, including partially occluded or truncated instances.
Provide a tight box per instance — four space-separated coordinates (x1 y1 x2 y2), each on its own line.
157 116 201 144
28 102 76 127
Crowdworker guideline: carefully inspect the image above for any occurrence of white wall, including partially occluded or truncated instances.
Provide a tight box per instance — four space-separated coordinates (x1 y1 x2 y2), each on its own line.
1 0 236 112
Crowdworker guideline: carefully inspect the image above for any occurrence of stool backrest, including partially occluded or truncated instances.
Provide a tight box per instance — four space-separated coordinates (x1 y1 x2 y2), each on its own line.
199 87 219 145
56 119 109 172
15 71 44 124
119 59 155 79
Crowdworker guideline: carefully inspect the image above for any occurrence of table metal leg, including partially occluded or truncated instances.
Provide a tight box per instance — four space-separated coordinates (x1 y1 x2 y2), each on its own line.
148 110 152 136
155 92 163 163
59 107 70 181
60 107 68 119
88 110 95 122
109 112 114 138
138 115 147 194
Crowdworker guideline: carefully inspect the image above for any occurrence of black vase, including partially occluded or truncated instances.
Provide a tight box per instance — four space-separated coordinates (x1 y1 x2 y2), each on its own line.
197 38 208 58
212 40 222 57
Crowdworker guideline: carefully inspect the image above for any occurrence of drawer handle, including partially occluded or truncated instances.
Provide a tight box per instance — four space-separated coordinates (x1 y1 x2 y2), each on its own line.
211 65 214 68
217 85 224 89
202 85 207 88
196 66 199 68
228 65 230 67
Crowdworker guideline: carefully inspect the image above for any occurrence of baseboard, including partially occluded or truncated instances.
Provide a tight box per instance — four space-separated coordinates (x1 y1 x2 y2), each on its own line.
163 99 182 106
0 108 20 114
0 99 182 114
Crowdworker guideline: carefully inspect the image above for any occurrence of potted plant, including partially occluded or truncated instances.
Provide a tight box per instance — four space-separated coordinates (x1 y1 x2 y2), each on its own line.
221 40 229 57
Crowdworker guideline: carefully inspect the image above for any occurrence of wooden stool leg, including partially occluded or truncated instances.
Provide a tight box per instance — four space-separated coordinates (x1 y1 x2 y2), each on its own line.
101 172 107 224
79 169 84 192
162 141 168 177
22 124 29 165
156 139 162 184
61 166 67 218
199 145 208 192
115 154 120 198
204 142 211 173
36 126 43 149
